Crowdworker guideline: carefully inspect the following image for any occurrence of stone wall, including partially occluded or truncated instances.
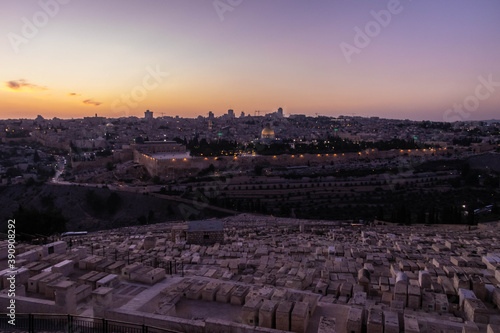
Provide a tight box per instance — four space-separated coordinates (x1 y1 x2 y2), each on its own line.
136 148 451 178
102 308 205 333
187 230 224 245
0 294 62 314
72 149 133 171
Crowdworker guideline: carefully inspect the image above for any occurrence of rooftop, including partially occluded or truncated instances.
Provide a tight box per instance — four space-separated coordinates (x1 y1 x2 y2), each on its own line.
187 220 224 232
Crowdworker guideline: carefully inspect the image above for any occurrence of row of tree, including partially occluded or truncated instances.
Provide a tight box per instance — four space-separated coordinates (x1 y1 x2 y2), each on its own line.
385 205 475 225
174 136 432 156
11 206 67 240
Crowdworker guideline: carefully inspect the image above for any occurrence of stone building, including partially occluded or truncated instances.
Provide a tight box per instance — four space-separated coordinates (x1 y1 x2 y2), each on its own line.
186 220 224 245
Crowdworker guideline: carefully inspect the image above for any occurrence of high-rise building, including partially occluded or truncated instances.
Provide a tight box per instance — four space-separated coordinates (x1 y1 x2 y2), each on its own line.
145 110 154 120
228 109 234 118
277 107 283 117
208 111 214 119
240 111 245 118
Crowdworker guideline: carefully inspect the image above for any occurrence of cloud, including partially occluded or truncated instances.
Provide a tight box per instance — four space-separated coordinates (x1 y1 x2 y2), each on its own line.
68 92 81 96
82 99 102 106
6 79 48 92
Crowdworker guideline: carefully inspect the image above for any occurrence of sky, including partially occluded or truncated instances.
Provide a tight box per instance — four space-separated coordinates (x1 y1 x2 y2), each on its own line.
1 0 500 121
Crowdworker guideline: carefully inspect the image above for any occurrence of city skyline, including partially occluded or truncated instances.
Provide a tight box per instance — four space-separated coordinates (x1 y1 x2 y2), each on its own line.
2 0 500 121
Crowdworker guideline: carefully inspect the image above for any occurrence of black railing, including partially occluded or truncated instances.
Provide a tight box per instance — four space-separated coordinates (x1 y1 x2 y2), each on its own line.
0 313 181 333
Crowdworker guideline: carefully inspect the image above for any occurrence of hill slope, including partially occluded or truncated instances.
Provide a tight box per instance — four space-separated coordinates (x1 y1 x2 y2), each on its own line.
0 184 227 233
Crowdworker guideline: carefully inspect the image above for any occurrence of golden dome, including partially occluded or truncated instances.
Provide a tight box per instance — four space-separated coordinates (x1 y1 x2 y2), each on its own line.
261 126 275 136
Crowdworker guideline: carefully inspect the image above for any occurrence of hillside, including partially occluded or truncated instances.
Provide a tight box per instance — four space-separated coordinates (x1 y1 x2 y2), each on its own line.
0 184 227 234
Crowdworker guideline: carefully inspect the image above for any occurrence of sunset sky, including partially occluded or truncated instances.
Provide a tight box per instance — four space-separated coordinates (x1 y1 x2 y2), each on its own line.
1 0 500 121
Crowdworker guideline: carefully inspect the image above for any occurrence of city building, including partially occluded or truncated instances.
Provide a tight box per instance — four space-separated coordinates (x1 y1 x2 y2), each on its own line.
144 110 153 120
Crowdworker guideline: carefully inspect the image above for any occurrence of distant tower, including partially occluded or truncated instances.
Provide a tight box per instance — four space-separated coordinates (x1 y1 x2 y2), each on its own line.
240 111 245 118
208 111 214 119
228 109 234 118
278 107 283 117
145 110 153 120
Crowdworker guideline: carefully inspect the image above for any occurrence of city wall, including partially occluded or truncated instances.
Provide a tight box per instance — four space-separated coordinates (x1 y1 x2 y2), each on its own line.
138 148 451 178
31 132 70 151
72 149 134 172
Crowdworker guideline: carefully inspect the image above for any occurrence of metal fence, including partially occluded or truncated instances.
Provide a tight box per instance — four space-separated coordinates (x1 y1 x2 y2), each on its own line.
0 313 181 333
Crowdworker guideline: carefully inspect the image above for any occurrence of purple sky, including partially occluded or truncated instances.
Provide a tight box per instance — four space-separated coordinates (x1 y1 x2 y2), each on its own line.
1 0 500 121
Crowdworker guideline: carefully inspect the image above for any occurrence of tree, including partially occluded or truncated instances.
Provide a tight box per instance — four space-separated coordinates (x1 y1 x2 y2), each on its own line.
428 206 436 224
417 208 426 224
279 205 291 217
33 150 40 163
6 168 22 178
137 215 147 225
40 194 55 208
148 210 155 222
86 190 104 212
396 206 407 224
467 207 476 225
13 206 67 239
492 202 499 215
25 177 36 187
376 206 384 220
106 162 115 171
197 164 215 177
106 192 122 214
254 165 263 176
